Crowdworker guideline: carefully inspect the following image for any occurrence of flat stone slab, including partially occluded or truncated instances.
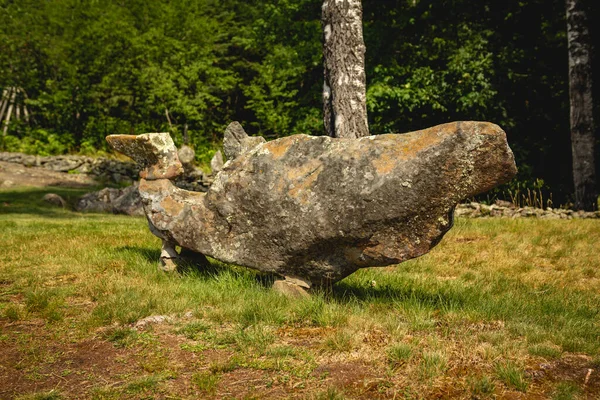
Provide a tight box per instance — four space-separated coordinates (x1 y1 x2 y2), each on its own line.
108 121 516 286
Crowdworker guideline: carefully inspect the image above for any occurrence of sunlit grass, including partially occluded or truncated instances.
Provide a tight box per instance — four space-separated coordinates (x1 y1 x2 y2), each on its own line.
1 186 599 398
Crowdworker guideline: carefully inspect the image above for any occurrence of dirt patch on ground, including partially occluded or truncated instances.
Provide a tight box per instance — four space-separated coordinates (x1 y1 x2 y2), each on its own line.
0 161 99 188
529 354 600 399
0 322 138 399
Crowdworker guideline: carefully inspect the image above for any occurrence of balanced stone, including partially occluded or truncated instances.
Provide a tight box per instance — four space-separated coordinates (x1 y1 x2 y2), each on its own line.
107 121 516 287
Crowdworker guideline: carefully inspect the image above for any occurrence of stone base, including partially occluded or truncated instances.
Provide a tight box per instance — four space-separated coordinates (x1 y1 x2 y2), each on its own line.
272 280 310 299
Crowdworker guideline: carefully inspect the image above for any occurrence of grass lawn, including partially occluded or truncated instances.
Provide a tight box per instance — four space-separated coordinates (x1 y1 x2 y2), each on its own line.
1 186 599 399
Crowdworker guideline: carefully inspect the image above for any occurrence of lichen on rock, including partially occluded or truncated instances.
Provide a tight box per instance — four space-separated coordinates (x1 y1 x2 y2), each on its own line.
107 121 517 287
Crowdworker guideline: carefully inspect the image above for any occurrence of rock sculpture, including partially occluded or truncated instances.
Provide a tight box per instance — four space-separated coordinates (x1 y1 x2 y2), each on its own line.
106 121 517 292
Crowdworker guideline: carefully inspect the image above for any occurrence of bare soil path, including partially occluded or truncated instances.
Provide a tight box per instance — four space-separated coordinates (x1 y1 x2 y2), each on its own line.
0 160 99 189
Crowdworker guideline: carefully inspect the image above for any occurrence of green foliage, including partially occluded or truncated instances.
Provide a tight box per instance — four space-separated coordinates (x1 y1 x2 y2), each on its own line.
0 0 594 202
3 129 73 156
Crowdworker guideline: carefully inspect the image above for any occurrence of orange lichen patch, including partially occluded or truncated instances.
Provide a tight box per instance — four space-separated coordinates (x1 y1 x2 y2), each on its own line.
288 167 322 204
286 158 323 204
286 159 322 181
262 137 293 159
142 162 184 180
139 178 173 192
371 150 396 175
160 194 185 216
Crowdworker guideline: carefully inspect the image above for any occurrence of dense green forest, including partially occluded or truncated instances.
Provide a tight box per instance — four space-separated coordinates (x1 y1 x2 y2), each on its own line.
0 0 598 205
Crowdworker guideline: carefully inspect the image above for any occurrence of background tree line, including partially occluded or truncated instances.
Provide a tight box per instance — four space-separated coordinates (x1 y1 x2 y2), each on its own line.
0 0 598 206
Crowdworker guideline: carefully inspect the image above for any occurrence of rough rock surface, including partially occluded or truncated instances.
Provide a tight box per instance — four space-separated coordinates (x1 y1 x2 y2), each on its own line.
223 122 266 161
109 121 517 286
210 150 224 174
76 185 143 216
106 133 184 180
178 145 196 167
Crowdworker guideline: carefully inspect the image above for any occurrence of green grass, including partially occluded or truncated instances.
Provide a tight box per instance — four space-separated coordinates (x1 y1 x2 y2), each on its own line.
552 382 582 400
468 375 496 398
387 343 413 367
495 360 529 392
191 371 220 394
1 186 599 399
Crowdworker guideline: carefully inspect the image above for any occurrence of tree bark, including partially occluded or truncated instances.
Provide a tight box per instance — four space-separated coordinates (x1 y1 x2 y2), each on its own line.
322 0 369 138
0 88 11 125
566 0 597 210
2 88 16 137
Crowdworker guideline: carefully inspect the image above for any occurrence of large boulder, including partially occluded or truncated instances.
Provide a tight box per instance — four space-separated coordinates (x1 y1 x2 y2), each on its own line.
107 121 517 286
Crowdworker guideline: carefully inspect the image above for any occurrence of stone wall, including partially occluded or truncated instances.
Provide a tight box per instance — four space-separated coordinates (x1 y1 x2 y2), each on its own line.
0 151 213 190
456 201 600 219
0 152 139 184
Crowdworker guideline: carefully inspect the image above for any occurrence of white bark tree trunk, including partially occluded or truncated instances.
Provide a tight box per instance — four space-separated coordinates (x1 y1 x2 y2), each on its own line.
566 0 597 210
2 88 16 137
322 0 369 138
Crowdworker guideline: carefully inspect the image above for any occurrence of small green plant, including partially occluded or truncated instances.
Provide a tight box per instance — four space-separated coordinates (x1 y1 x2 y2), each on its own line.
314 387 346 400
3 304 21 321
266 345 298 358
234 324 275 354
552 382 582 400
24 288 64 322
191 371 220 394
102 327 137 348
209 357 240 373
468 375 496 397
177 321 210 340
386 343 413 367
528 344 562 359
124 375 161 394
15 390 62 400
495 361 528 392
420 350 448 379
323 330 353 352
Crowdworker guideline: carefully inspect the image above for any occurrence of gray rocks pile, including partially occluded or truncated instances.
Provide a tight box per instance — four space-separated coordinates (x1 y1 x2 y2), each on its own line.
172 145 214 192
76 185 143 216
456 201 600 219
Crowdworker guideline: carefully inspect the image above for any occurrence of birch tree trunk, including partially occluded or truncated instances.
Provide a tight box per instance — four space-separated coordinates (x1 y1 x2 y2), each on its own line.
566 0 597 210
322 0 369 138
2 89 16 137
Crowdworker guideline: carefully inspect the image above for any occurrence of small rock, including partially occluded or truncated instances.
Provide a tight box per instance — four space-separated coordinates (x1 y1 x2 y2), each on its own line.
223 121 265 161
495 199 515 208
76 185 143 216
43 193 67 208
210 150 224 175
273 280 310 299
178 145 196 166
134 315 172 328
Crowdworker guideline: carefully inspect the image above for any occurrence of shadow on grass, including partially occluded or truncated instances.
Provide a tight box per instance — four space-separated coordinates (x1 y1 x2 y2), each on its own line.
0 186 102 217
0 185 141 220
115 245 280 288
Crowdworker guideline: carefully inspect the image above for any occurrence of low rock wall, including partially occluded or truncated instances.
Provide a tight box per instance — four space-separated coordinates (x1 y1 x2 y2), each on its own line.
0 151 213 189
0 152 139 184
456 202 600 219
